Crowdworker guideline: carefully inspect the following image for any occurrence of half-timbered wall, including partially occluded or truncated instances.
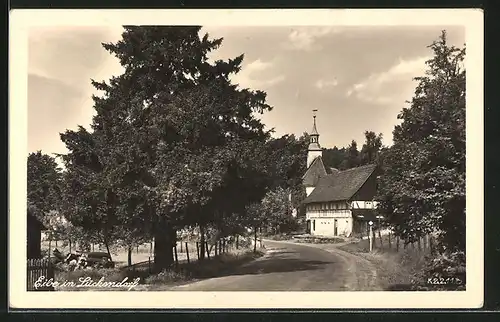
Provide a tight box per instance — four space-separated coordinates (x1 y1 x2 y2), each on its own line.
306 201 353 237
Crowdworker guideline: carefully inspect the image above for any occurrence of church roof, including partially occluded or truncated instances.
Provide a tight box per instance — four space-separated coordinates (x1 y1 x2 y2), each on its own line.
302 156 327 187
302 164 377 204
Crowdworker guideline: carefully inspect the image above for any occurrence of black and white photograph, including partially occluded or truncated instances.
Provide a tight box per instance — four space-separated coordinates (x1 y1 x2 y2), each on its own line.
10 9 483 309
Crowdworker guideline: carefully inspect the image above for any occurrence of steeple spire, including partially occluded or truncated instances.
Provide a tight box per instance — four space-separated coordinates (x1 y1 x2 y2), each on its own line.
311 109 319 135
307 109 322 168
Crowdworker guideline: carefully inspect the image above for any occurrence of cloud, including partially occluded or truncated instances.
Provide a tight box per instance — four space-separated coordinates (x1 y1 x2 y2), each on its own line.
231 58 285 89
346 56 430 104
284 27 341 51
315 78 339 90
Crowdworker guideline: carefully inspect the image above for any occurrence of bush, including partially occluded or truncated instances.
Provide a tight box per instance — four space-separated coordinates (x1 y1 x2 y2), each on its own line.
56 268 122 282
56 267 149 285
295 237 345 244
411 251 466 291
144 269 189 285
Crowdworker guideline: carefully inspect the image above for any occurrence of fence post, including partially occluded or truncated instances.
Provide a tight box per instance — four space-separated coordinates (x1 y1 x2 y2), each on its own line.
173 245 179 269
371 227 376 250
378 229 383 249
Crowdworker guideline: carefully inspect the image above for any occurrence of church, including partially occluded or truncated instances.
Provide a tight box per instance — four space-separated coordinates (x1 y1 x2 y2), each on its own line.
301 112 381 238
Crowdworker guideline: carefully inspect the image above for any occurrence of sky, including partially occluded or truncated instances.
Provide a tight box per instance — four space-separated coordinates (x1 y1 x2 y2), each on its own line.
28 25 465 157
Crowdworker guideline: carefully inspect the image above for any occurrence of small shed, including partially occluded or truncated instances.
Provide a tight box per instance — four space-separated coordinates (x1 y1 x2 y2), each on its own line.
27 207 47 259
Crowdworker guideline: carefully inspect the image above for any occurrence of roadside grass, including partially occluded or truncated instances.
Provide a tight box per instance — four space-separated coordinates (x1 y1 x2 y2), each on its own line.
53 247 265 291
146 248 265 286
338 236 429 291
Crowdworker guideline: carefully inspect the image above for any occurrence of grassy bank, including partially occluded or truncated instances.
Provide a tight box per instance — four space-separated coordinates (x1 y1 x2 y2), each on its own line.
337 235 465 291
54 248 264 291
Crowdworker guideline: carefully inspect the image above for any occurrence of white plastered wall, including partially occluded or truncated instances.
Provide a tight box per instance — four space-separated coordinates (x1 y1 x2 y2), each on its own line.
306 209 353 237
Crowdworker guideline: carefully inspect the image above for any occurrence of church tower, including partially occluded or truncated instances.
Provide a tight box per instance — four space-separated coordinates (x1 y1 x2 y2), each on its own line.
307 109 322 168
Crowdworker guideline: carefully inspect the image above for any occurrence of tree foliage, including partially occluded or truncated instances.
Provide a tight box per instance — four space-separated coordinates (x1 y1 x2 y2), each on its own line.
27 151 62 221
322 131 383 171
377 31 466 252
360 131 383 165
59 26 274 270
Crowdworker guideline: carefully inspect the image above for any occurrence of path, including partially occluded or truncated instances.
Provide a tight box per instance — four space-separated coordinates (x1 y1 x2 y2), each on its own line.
168 240 381 291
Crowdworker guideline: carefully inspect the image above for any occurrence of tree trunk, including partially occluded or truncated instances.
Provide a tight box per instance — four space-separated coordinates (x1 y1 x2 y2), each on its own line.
104 240 112 261
153 217 175 272
127 245 132 267
254 226 258 253
69 239 72 253
199 224 206 260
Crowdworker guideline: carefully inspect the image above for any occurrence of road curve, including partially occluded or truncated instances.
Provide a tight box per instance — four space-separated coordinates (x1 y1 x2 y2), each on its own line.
170 240 381 291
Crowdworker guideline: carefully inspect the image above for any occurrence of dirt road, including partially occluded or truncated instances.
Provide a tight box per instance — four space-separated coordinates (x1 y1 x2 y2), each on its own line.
169 240 381 291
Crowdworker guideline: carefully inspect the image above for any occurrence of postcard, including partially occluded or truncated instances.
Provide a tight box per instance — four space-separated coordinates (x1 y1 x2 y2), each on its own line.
9 8 483 309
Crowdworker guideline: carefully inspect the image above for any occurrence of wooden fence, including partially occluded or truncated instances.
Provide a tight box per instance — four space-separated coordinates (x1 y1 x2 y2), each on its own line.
27 258 55 291
137 237 240 274
363 228 436 255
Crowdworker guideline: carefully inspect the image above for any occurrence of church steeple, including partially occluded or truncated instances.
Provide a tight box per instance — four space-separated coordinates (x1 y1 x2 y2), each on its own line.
307 109 323 168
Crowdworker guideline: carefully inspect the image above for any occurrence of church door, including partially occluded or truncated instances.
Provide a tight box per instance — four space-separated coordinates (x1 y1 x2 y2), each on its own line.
306 220 311 234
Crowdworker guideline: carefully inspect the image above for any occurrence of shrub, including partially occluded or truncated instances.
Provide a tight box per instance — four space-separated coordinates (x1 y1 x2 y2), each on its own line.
411 251 466 291
144 269 189 285
56 267 150 285
295 237 345 244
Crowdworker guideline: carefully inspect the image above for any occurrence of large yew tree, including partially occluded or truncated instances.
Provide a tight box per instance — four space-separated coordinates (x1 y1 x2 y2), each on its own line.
60 26 273 271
